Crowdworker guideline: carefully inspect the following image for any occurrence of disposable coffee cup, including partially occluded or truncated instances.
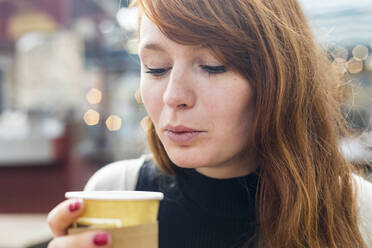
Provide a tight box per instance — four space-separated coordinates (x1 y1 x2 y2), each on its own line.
65 191 164 228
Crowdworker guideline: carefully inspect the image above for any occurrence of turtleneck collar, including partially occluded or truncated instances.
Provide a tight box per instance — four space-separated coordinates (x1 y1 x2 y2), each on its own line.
176 167 259 220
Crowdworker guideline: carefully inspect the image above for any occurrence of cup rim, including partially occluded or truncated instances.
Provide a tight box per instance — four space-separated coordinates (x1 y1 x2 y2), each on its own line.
65 191 164 201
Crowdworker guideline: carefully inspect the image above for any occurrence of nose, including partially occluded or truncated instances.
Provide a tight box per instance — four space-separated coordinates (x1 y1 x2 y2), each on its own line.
162 66 195 110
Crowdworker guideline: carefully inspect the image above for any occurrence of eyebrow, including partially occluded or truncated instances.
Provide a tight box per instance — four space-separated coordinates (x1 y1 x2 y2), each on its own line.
140 42 208 53
141 43 166 52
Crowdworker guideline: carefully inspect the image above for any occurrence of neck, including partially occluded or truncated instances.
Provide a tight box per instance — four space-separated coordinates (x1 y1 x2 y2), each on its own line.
195 153 258 179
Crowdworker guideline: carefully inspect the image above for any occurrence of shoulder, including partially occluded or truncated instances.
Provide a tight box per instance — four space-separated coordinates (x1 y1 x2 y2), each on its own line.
353 174 372 214
135 158 174 191
84 154 153 191
353 174 372 246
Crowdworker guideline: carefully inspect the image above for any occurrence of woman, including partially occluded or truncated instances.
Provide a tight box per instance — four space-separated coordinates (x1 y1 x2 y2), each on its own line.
47 0 372 247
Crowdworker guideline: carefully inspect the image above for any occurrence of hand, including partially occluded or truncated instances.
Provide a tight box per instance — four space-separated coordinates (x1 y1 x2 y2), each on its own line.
47 199 112 248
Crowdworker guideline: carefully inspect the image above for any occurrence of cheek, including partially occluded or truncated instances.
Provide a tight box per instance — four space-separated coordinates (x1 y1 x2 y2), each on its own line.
209 100 251 130
205 85 254 142
140 79 163 123
208 86 253 122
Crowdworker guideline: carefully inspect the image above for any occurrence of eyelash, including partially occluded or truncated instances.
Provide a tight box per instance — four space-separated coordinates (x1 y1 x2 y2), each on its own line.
144 65 227 77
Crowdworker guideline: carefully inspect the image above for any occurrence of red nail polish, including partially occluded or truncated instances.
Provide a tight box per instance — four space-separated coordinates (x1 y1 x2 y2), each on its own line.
68 201 81 212
93 233 109 246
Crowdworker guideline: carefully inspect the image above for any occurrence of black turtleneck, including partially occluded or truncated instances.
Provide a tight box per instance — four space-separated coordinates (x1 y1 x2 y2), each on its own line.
135 159 259 248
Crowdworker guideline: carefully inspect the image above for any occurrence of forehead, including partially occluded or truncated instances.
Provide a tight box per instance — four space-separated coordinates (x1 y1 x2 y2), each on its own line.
138 15 207 54
139 16 167 49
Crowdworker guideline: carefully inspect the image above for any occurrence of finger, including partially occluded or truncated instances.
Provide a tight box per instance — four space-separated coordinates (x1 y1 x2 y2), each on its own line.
47 199 84 237
48 231 111 248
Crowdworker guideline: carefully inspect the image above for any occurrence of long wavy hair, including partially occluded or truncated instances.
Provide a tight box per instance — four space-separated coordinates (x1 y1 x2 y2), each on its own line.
134 0 368 247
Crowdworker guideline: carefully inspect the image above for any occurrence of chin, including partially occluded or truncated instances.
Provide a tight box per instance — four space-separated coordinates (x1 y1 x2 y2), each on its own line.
165 147 209 169
158 134 215 168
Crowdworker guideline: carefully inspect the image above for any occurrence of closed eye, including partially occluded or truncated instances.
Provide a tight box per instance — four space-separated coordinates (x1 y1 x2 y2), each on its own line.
144 66 171 77
144 65 226 76
201 65 227 74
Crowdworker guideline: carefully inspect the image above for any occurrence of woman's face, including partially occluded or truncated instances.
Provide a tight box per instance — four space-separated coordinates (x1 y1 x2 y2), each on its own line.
139 16 257 178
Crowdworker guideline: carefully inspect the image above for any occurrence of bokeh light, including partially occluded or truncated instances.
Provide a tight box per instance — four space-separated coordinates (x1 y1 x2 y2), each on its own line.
86 88 102 104
365 55 372 71
125 39 138 54
346 58 363 74
352 45 369 61
332 58 347 75
84 109 100 126
105 115 122 131
116 7 138 31
331 46 348 60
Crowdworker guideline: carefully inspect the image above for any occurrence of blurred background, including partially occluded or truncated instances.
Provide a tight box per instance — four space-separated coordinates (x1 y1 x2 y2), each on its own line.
0 0 371 247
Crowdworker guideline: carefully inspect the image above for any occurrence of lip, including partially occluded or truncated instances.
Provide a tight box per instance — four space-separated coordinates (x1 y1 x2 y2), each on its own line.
164 125 202 132
165 130 203 144
164 125 205 144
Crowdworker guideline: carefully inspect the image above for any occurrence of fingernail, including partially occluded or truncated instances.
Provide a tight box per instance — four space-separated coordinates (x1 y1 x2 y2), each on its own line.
93 233 110 246
68 200 81 212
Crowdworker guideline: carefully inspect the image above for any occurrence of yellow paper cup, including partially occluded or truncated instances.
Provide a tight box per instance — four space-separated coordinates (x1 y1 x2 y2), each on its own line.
65 191 164 228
